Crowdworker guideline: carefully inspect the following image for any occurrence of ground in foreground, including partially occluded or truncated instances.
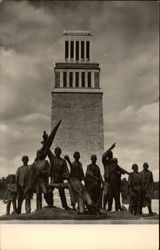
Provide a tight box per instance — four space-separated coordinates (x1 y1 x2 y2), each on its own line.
0 207 159 223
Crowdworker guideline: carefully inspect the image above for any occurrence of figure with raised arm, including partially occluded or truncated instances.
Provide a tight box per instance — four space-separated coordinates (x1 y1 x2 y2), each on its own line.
65 152 85 210
102 143 129 211
102 143 115 210
30 150 50 211
45 146 71 210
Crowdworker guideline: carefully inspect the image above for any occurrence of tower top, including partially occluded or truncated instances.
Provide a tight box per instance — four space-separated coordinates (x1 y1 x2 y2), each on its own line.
63 30 92 36
53 31 101 93
63 30 92 63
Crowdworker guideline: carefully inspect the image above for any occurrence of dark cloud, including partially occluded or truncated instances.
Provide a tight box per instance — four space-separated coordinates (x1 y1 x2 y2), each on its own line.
0 1 159 180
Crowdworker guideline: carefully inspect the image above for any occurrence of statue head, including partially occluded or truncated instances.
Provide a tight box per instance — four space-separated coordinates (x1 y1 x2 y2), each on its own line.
143 162 149 170
91 155 97 164
122 178 127 182
2 177 6 182
54 147 62 157
9 174 16 183
36 150 44 160
112 157 118 165
22 155 29 165
132 163 138 173
73 151 80 160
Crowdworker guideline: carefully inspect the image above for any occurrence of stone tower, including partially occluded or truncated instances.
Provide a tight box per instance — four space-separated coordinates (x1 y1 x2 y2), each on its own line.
51 31 104 168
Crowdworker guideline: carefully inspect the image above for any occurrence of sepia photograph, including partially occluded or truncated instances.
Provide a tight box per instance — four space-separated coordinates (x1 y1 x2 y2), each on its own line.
0 0 159 249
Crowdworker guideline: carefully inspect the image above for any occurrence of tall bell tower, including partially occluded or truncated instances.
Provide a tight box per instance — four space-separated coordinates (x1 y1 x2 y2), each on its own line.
51 31 104 168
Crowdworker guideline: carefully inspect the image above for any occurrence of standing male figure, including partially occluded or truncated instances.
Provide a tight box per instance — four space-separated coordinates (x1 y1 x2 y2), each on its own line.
106 157 125 211
31 150 51 211
70 152 85 182
121 178 130 204
68 151 85 209
45 146 71 210
102 144 129 211
115 158 129 210
128 164 142 216
141 163 155 215
16 156 32 214
102 143 115 210
85 155 104 208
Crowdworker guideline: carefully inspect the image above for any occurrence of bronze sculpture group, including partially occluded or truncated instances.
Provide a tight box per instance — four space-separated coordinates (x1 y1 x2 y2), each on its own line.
3 121 155 217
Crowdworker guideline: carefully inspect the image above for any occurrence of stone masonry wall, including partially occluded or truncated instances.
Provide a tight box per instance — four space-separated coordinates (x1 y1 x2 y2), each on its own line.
51 92 104 173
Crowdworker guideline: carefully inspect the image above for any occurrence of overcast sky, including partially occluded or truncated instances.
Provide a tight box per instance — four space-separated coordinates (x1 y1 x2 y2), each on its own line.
0 1 159 180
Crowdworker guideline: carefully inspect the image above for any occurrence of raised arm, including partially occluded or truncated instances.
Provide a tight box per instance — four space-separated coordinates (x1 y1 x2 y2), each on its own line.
117 165 130 175
102 143 116 164
43 143 55 162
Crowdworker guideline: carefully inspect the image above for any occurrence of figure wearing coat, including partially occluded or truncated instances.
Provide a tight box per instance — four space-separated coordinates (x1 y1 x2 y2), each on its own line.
141 169 154 207
85 163 103 207
29 159 50 210
16 165 32 214
128 172 142 215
